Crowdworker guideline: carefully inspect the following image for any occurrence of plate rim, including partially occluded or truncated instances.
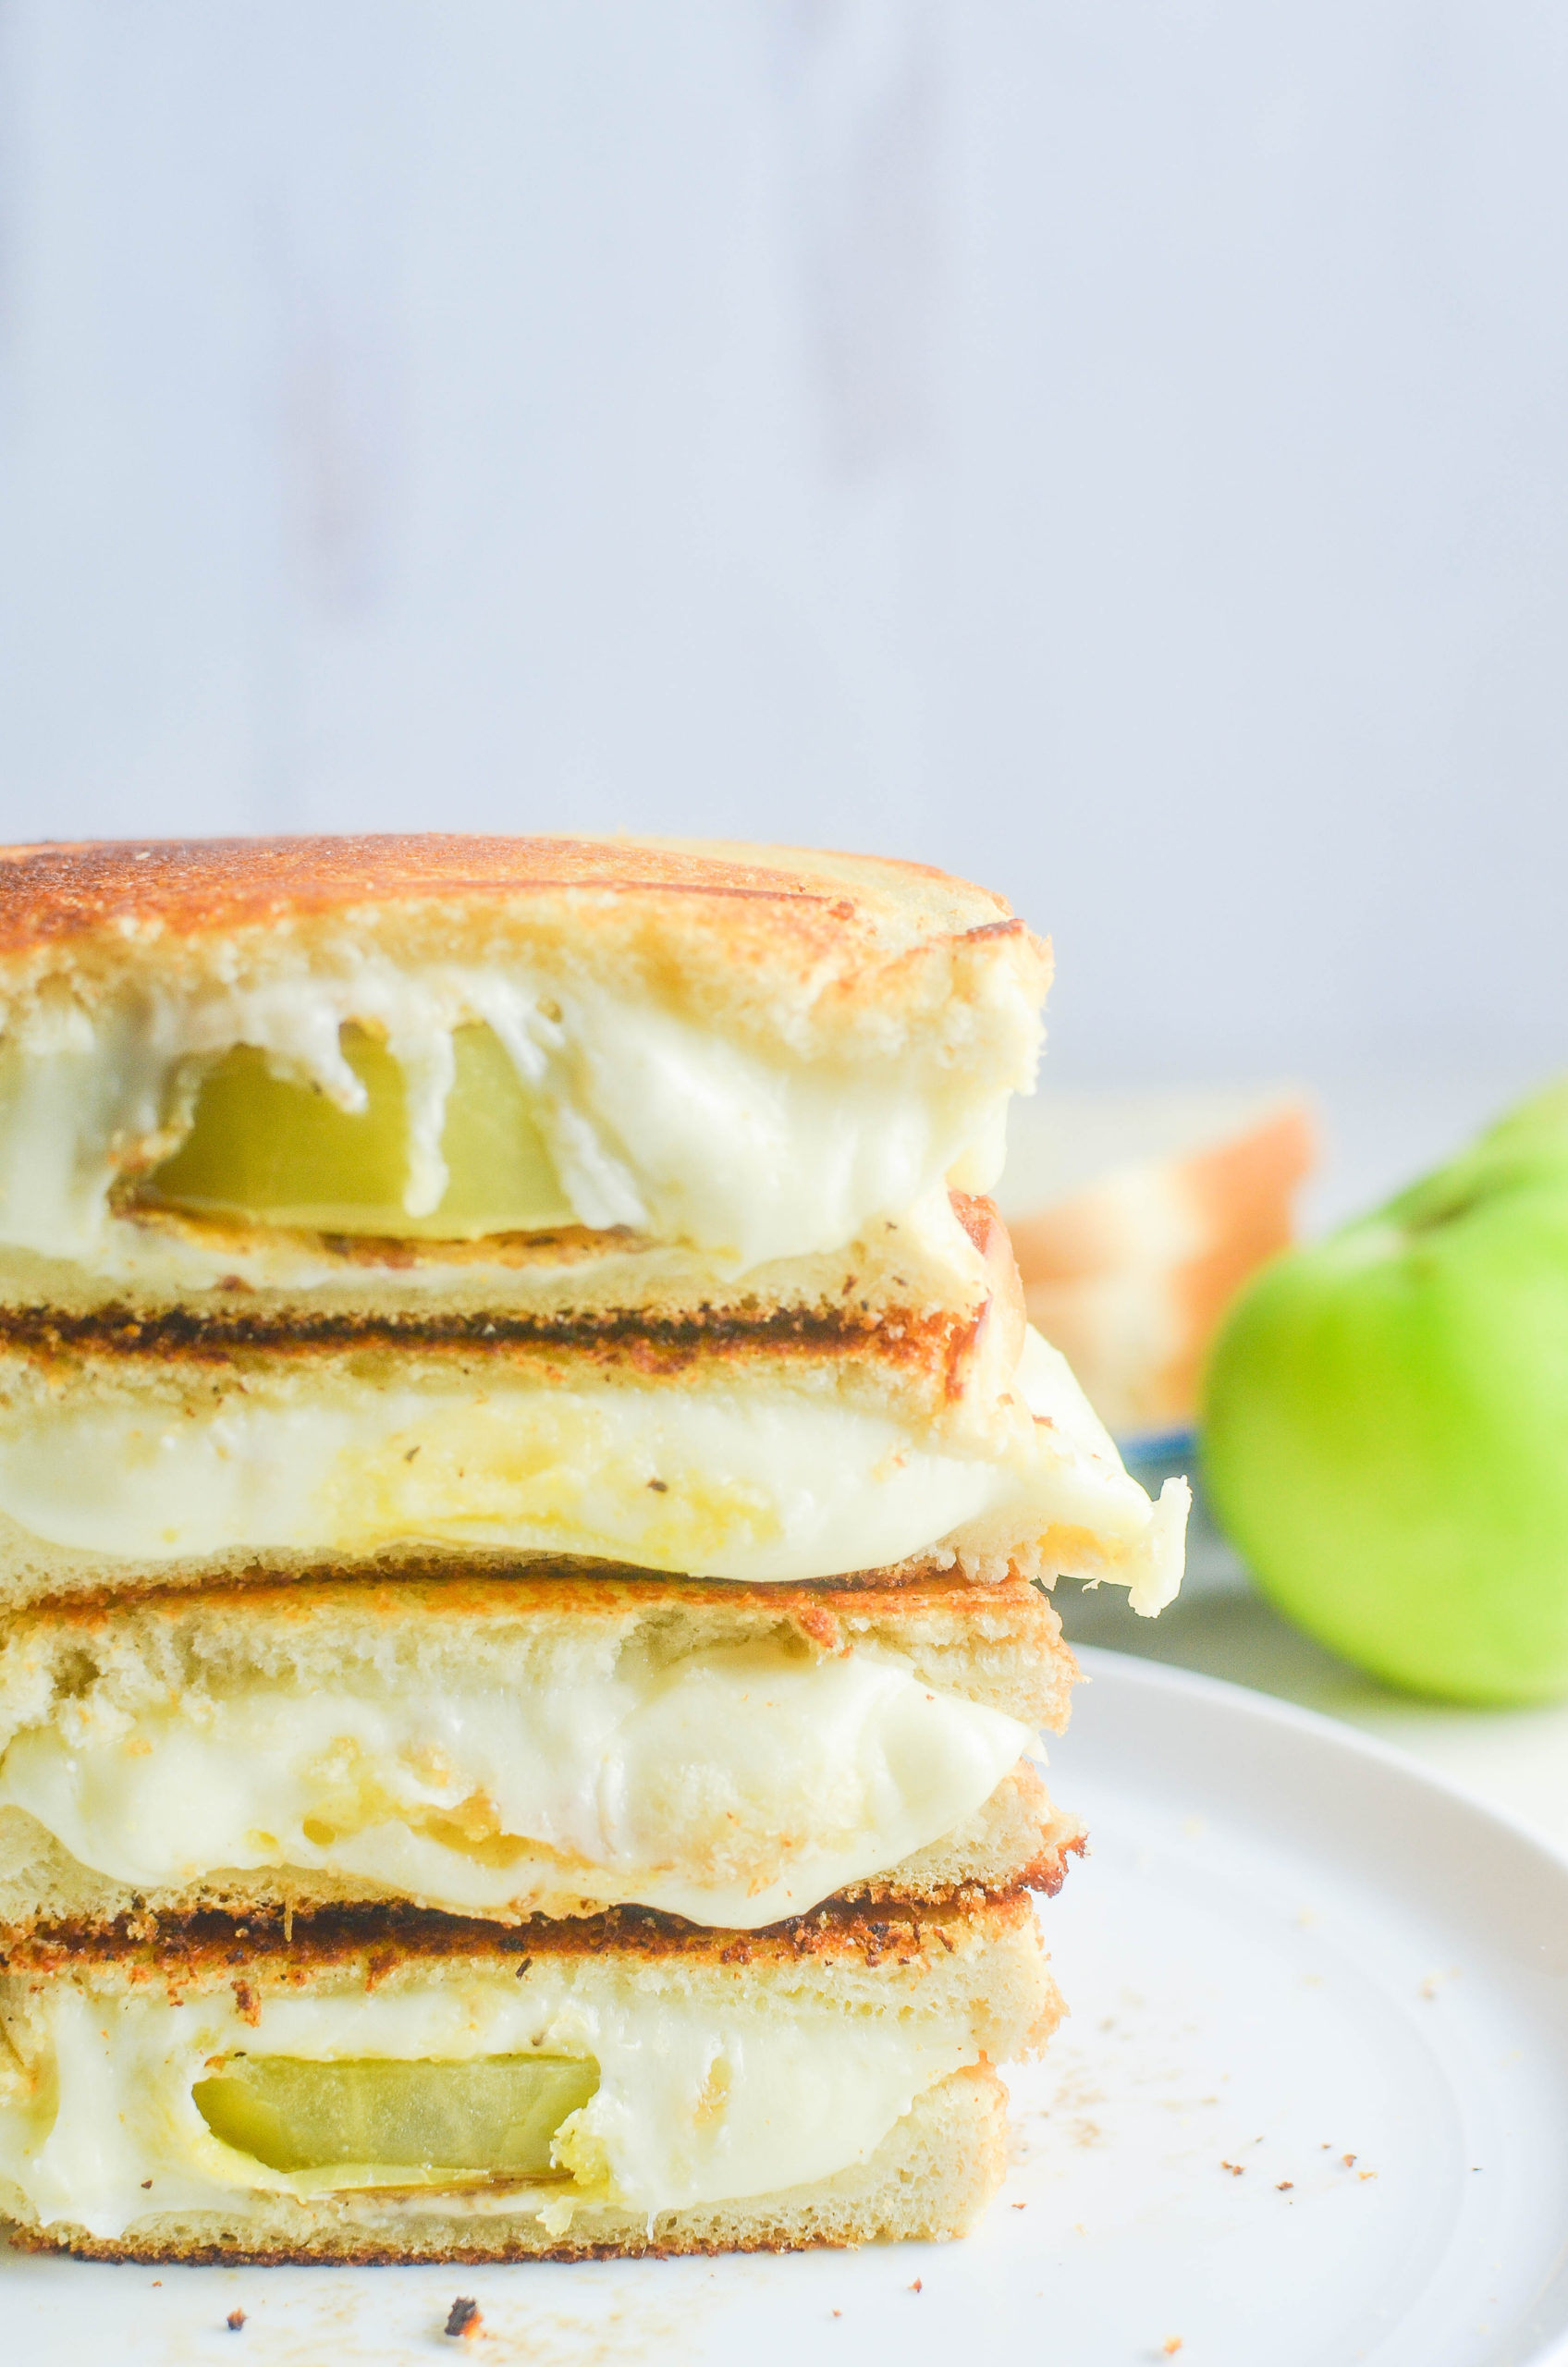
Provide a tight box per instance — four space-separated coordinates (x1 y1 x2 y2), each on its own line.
1073 1639 1568 1881
1072 1642 1568 2367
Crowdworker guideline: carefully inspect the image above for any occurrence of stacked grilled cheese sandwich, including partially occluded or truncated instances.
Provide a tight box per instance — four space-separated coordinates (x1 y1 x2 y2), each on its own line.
0 836 1186 2261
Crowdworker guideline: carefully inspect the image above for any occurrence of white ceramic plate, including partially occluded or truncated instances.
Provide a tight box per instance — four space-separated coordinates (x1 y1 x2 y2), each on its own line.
7 1648 1568 2366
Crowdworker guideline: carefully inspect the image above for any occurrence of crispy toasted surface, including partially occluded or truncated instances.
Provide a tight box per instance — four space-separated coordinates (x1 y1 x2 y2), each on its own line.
0 1296 924 1358
0 1566 1077 1734
0 1273 1005 1404
0 1318 992 1417
0 836 1049 1036
840 1763 1083 1905
0 835 1013 950
4 2060 1009 2260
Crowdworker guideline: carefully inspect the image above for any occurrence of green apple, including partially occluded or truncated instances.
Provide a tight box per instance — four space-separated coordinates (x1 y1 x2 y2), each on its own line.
1202 1082 1568 1702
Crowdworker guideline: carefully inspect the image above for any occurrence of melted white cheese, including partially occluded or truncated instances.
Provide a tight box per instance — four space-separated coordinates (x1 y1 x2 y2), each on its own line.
0 961 1019 1276
0 1640 1031 1926
0 1965 978 2240
0 1331 1188 1608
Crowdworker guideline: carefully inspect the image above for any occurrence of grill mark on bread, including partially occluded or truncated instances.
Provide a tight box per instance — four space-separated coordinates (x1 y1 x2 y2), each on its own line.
0 1302 1007 1415
0 1891 1037 1982
0 1200 1017 1401
0 1827 1084 1950
0 1296 962 1368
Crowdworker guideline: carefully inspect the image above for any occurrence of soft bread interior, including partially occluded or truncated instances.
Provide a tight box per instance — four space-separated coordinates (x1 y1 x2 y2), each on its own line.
0 837 1049 1049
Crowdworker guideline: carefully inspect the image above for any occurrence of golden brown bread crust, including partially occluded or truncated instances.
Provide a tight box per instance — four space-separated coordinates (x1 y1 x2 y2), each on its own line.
0 1563 1070 1634
0 835 1011 950
0 1565 1076 1721
0 1901 1057 2261
0 1561 1070 1634
0 837 1050 1036
0 1216 968 1332
0 1225 1052 1614
0 1322 988 1430
841 1765 1084 1907
6 2061 1011 2261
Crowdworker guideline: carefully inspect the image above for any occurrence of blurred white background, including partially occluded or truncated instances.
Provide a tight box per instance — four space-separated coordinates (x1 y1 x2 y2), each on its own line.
1 0 1565 1106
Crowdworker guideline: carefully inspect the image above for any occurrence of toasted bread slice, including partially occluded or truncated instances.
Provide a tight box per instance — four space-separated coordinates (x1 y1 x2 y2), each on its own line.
0 1895 1059 2257
0 835 1049 1292
1005 1089 1316 1436
0 1187 1028 1430
0 1181 1004 1334
0 836 1046 1018
0 1572 1081 1933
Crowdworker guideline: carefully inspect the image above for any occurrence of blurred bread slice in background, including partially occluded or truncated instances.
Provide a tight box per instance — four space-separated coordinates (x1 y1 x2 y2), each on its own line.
999 1089 1317 1442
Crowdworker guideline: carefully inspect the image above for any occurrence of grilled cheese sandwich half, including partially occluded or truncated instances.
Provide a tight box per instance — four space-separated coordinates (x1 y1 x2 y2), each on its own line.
0 836 1048 1300
0 1575 1079 1933
0 1897 1057 2257
0 1319 1188 1613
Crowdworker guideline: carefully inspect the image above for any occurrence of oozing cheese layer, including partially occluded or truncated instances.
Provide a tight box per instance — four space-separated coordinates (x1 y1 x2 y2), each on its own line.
0 1640 1033 1926
0 961 1022 1276
0 1331 1188 1609
0 1965 979 2240
0 1380 1005 1581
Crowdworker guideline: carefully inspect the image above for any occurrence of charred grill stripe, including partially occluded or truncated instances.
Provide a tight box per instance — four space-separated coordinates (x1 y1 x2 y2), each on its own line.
0 1890 1031 1978
0 1299 959 1366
